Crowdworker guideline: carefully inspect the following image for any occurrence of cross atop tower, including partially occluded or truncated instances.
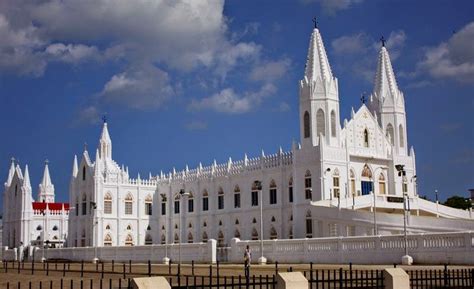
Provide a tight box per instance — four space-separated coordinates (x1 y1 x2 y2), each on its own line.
102 115 107 124
380 36 386 47
45 159 49 165
312 17 318 29
360 92 367 104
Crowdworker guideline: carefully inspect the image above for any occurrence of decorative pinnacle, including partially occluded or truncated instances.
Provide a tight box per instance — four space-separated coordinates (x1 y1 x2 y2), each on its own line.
380 36 386 47
312 17 318 29
45 159 49 165
11 157 15 163
84 142 88 151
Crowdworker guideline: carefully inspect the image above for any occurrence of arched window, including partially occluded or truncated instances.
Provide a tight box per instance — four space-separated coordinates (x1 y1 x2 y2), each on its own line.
304 111 311 138
251 182 260 207
82 166 86 181
106 224 111 230
125 234 133 246
234 185 241 208
399 125 405 148
126 224 132 231
52 225 58 231
306 211 313 238
125 193 133 215
386 124 394 145
316 109 325 137
290 214 293 221
161 195 167 216
82 194 87 215
187 192 194 213
379 173 386 195
174 233 179 244
305 170 312 200
147 225 151 231
75 196 79 216
217 187 224 210
36 225 42 231
269 179 277 205
252 218 257 224
175 224 178 229
350 169 357 196
188 222 192 228
174 194 180 214
53 235 58 240
202 232 208 243
81 230 86 247
235 219 240 225
332 169 340 198
161 234 166 245
363 128 369 147
271 216 276 222
203 221 207 227
104 234 112 246
218 220 222 226
145 234 152 245
218 231 225 247
288 177 293 203
330 110 336 137
234 229 241 238
361 165 373 195
202 190 209 211
251 228 259 240
104 193 112 214
289 228 293 239
270 227 278 240
145 195 152 215
188 232 193 243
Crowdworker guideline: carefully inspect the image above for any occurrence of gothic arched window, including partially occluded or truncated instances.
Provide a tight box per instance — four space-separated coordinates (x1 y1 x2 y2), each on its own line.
188 232 193 243
270 227 278 240
316 109 325 137
305 170 312 200
145 195 152 216
306 211 313 238
104 234 112 246
234 229 241 238
379 173 386 194
330 110 336 137
363 128 369 147
125 193 133 215
332 169 340 198
251 228 259 240
269 179 277 205
304 111 310 138
288 177 294 203
202 231 208 243
217 187 224 210
104 193 112 214
386 124 394 145
145 234 152 245
125 234 133 246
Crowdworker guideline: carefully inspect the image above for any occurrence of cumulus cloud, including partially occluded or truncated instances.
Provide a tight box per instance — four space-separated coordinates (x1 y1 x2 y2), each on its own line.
101 64 174 110
76 106 101 125
417 22 474 84
301 0 364 15
189 83 276 114
250 58 292 83
45 43 100 64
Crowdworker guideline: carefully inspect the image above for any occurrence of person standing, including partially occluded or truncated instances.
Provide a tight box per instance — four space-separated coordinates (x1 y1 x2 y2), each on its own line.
244 245 251 285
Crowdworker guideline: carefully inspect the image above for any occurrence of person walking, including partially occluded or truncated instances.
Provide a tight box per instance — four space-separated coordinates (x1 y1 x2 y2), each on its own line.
244 245 251 285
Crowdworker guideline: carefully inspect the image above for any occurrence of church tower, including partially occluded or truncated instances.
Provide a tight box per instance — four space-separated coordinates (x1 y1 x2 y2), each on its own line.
368 40 408 156
38 160 55 203
299 22 340 148
99 119 112 160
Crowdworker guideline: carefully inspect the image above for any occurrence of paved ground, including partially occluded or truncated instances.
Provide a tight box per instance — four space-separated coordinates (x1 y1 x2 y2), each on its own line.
0 261 472 289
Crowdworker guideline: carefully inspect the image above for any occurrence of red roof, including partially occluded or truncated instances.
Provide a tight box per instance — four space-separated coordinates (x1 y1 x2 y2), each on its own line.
32 202 70 211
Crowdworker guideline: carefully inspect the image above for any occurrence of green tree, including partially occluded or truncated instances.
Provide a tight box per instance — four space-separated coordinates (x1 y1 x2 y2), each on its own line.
443 195 472 210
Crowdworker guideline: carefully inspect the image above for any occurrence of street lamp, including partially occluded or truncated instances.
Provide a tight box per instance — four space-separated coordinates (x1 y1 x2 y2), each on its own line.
178 189 190 275
435 189 439 217
323 168 331 201
395 164 412 265
90 201 98 264
253 180 266 265
160 193 169 264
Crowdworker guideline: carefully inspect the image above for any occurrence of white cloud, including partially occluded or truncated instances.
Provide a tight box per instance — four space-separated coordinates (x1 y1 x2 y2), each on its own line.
189 83 276 114
45 43 100 64
276 102 291 112
301 0 364 15
101 64 174 110
418 22 474 83
76 106 101 125
332 33 369 55
250 58 292 83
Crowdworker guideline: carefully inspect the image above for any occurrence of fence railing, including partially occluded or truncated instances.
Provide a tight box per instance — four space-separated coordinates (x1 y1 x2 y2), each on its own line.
408 266 474 289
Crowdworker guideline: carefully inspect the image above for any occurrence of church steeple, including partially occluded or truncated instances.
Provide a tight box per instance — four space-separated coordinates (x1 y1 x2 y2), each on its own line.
369 40 408 155
5 157 15 187
23 164 31 189
99 117 112 160
38 160 55 202
299 20 340 148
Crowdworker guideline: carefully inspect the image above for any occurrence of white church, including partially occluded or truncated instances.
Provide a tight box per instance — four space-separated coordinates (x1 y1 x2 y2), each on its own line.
3 25 474 251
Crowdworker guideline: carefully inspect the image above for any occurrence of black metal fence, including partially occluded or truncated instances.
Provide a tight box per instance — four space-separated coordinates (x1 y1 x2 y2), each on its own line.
169 274 276 289
408 267 474 289
302 268 384 289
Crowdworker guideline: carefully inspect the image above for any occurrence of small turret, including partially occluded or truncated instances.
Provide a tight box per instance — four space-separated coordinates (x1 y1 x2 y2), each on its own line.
38 160 55 203
98 118 112 160
23 164 31 189
5 157 15 187
72 155 78 178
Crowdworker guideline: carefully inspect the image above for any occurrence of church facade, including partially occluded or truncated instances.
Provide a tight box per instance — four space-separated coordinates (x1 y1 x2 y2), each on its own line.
3 26 473 250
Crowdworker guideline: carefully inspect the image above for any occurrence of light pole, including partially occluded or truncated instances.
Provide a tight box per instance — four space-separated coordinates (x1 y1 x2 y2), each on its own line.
435 189 439 217
178 189 190 275
160 193 169 264
91 201 98 263
395 164 412 265
253 180 266 265
41 211 46 262
323 168 331 201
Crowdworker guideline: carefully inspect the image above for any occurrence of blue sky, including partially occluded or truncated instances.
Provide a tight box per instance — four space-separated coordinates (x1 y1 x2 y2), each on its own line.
0 0 473 208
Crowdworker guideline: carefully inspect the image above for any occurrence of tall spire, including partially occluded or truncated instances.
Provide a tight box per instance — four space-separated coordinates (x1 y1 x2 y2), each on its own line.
304 25 333 82
6 157 15 186
373 45 399 101
23 164 31 188
99 118 112 160
72 155 78 178
38 160 55 202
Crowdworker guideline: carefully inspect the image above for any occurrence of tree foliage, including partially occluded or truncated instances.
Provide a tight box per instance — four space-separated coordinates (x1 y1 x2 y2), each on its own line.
443 195 472 210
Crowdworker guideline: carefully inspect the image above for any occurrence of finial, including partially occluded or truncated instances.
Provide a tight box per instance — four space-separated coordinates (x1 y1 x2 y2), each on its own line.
45 159 49 165
380 35 386 47
11 157 15 163
312 17 318 29
102 115 107 124
84 142 88 151
360 92 367 104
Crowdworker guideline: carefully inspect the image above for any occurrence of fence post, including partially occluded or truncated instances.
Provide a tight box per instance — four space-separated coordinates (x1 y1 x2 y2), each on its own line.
31 259 34 275
46 261 49 276
444 264 448 287
275 261 278 275
81 260 84 278
148 260 151 277
101 262 105 279
112 260 114 273
63 263 66 277
192 260 194 276
129 260 132 274
339 268 343 288
168 260 171 275
17 261 20 274
123 263 126 279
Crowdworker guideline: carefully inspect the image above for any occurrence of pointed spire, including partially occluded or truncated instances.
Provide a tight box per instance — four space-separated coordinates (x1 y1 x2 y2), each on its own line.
304 24 333 82
6 157 15 186
38 160 55 202
72 155 78 178
23 164 31 188
41 160 52 187
373 45 399 100
99 120 112 160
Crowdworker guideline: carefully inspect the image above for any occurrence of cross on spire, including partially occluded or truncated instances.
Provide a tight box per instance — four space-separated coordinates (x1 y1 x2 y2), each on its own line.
380 36 386 47
102 115 107 124
45 159 49 165
312 17 318 29
360 92 367 104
